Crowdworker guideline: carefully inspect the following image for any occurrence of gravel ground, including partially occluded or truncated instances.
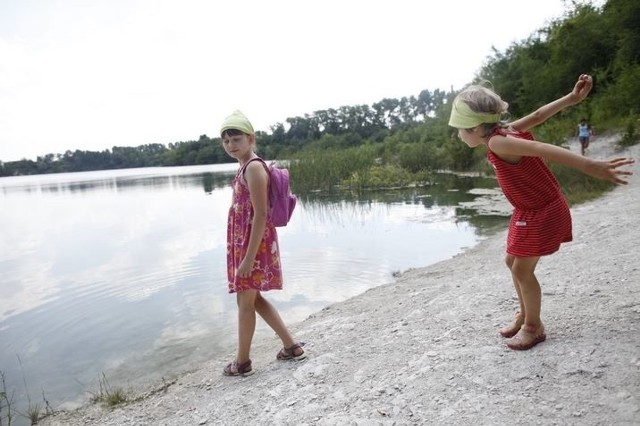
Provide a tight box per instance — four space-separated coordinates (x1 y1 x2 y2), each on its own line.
41 135 639 426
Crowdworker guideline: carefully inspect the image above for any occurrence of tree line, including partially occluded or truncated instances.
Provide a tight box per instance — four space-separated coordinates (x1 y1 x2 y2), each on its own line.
1 0 638 178
0 89 447 176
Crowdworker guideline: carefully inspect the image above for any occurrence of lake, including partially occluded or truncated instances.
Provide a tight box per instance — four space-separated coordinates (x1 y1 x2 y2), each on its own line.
0 163 509 419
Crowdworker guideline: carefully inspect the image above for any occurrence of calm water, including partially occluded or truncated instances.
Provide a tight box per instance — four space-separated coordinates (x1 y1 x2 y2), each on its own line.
0 164 508 418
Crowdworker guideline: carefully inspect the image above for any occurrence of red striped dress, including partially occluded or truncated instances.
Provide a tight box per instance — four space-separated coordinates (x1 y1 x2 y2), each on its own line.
487 128 572 257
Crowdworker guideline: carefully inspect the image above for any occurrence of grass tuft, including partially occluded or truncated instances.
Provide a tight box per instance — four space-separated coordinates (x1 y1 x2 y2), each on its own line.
88 373 128 408
0 371 16 426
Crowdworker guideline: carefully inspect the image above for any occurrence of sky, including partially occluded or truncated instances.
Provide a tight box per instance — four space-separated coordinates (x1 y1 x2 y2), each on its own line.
0 0 575 162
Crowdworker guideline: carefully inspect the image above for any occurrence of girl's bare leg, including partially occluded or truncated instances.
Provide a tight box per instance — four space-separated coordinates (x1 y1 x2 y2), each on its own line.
510 256 542 327
507 254 527 314
499 255 526 337
255 292 296 349
505 256 546 349
235 289 258 363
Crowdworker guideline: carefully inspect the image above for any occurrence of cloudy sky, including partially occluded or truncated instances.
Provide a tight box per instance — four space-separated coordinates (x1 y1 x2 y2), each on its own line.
0 0 577 161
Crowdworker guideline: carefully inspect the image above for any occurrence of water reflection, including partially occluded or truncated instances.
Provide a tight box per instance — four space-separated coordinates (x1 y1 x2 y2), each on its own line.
0 164 509 423
0 164 238 197
299 173 509 235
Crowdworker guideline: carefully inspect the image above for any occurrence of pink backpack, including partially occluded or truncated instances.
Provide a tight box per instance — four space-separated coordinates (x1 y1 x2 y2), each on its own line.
243 158 297 227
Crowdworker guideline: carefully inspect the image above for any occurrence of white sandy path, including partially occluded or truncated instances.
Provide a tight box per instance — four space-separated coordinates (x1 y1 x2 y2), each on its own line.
42 135 639 426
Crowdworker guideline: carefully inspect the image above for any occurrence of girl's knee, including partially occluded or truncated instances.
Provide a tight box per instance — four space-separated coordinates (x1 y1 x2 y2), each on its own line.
254 292 268 309
510 259 539 281
505 254 515 269
236 290 258 308
508 264 534 284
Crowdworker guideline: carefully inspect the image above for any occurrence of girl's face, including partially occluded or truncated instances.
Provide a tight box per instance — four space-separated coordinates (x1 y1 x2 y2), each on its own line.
222 132 255 161
457 127 485 148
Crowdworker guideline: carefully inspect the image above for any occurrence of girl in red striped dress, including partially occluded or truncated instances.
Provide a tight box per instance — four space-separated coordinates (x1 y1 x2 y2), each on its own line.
448 74 634 350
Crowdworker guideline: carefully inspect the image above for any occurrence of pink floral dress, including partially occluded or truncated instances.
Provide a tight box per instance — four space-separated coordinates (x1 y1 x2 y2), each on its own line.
226 159 283 293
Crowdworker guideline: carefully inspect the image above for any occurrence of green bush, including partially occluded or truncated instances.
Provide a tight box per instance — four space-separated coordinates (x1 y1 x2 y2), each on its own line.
618 116 640 147
342 164 419 190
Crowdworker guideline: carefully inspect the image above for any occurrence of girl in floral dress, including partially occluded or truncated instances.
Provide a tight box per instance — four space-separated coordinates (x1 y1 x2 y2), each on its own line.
220 111 305 376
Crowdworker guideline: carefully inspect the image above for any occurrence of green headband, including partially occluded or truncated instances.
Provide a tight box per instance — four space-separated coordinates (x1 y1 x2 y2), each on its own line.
448 98 501 129
220 110 254 136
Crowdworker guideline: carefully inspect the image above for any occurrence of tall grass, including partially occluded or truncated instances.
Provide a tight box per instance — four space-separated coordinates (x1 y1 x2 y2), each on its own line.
287 136 618 205
551 164 616 205
288 143 434 192
0 367 52 426
1 371 14 426
88 373 128 407
288 145 378 192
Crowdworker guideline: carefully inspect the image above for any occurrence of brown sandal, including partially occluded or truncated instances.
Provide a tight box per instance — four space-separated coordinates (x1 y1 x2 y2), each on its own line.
505 324 546 350
499 311 525 338
277 342 306 361
223 359 254 377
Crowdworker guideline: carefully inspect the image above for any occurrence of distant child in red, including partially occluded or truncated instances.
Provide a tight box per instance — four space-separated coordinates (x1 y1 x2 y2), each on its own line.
448 74 634 350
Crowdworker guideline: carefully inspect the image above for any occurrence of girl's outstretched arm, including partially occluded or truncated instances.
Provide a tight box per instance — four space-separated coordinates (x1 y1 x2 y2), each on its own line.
510 74 593 132
488 135 635 185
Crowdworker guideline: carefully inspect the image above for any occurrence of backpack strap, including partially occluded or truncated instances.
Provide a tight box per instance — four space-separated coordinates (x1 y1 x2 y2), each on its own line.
238 157 270 185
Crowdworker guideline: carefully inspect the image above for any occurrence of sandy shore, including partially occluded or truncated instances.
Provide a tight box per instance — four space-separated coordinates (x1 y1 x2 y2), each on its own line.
42 136 639 426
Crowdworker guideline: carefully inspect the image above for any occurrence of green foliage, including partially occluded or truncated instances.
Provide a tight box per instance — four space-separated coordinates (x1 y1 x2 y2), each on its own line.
533 120 575 147
398 142 438 173
604 0 640 69
619 116 640 147
288 145 378 192
596 64 640 118
342 164 423 190
550 163 616 205
444 133 476 171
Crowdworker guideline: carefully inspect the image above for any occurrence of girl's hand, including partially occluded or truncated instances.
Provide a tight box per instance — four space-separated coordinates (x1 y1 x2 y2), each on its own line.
569 74 593 104
584 157 635 185
236 258 253 278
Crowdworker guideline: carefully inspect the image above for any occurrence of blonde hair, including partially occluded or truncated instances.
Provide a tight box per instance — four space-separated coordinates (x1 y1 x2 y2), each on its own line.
458 82 508 112
456 83 510 134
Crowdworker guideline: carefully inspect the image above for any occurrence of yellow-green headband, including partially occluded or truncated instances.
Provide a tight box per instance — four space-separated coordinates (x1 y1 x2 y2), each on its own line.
220 110 254 136
448 98 501 129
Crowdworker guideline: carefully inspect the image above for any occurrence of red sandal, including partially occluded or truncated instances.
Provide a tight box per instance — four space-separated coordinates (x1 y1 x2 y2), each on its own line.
223 359 254 377
276 342 307 361
499 311 525 338
506 324 546 350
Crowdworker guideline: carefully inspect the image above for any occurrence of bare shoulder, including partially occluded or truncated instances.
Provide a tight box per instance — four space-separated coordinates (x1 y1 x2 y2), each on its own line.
487 133 512 149
487 134 526 164
244 159 269 183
